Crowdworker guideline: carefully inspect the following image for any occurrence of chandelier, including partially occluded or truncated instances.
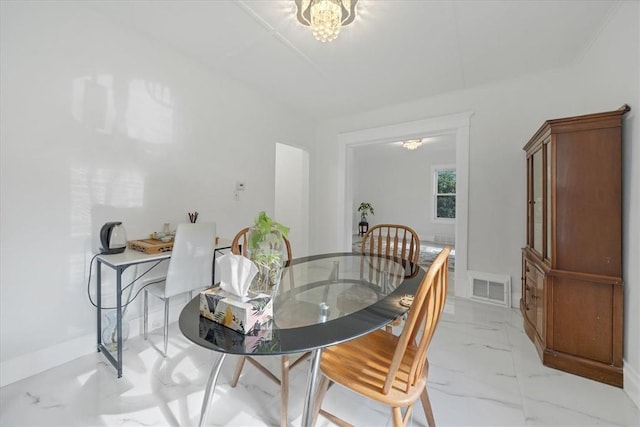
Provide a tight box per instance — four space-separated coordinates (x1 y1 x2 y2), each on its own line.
295 0 358 42
402 139 423 150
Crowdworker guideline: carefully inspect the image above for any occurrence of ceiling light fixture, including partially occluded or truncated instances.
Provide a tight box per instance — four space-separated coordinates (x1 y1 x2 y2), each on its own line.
295 0 358 43
402 139 423 150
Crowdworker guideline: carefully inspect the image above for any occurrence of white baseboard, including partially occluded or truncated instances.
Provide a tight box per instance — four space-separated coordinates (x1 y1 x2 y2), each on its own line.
0 294 194 388
0 309 170 387
0 332 96 387
624 359 640 409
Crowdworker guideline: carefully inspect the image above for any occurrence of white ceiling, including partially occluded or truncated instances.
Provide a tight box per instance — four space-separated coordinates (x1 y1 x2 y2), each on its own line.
88 0 618 121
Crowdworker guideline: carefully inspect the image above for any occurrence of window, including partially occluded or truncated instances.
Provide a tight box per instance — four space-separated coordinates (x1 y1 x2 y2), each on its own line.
434 168 456 220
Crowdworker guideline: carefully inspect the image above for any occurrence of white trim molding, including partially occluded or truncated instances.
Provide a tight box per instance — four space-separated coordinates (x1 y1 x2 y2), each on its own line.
1 332 95 387
337 111 473 299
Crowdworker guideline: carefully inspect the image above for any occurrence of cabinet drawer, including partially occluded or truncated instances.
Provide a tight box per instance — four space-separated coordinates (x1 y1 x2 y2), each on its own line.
524 260 537 281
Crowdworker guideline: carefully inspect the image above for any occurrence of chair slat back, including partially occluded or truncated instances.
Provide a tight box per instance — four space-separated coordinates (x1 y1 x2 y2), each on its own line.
231 227 293 261
231 227 250 256
382 247 451 394
361 224 420 265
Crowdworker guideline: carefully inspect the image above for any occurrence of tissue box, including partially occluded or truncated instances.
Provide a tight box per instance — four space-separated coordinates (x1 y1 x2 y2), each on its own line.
199 315 275 353
199 287 273 335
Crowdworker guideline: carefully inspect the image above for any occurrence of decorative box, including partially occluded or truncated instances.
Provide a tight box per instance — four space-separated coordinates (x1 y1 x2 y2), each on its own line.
198 316 276 353
199 287 273 335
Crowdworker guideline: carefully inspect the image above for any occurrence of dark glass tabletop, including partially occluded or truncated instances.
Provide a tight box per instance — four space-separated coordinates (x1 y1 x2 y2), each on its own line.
179 252 424 355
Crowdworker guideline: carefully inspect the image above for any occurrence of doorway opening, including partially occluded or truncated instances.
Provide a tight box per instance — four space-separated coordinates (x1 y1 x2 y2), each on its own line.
336 112 473 299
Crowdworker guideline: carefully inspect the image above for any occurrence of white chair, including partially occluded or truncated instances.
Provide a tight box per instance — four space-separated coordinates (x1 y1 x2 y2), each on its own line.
143 222 216 357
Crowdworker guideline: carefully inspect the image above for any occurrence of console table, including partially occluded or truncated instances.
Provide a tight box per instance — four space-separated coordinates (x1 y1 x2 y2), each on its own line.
96 238 232 377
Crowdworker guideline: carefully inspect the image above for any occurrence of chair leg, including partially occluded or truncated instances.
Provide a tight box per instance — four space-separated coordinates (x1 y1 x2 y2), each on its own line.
391 407 404 427
143 289 149 340
420 387 436 427
230 356 246 387
163 297 169 357
281 356 290 427
402 404 414 426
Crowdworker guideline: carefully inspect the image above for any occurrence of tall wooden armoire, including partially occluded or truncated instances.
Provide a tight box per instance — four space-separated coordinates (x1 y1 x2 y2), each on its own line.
521 105 629 387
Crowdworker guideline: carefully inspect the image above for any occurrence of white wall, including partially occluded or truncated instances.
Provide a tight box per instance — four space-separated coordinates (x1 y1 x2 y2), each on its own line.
0 2 315 385
275 143 310 257
310 2 638 404
352 140 456 241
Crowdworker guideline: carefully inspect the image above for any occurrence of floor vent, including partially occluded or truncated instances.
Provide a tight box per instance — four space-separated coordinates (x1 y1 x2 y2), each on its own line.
468 270 511 307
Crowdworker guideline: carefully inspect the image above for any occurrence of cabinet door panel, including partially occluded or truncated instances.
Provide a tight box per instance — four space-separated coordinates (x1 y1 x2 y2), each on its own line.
545 142 552 261
554 130 621 276
551 277 613 363
532 150 543 254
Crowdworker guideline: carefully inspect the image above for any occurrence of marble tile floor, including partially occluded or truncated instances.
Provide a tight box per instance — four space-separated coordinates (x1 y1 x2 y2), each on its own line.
1 298 638 427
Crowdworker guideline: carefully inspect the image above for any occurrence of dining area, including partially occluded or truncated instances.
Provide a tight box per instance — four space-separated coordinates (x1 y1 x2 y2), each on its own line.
92 215 451 427
69 215 638 427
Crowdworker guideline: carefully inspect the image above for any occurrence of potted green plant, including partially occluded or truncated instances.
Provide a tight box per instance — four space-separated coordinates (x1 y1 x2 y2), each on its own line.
247 211 290 293
358 202 375 224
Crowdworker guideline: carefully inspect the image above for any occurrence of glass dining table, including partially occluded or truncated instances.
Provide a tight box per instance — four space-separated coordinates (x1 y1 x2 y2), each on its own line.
179 251 425 427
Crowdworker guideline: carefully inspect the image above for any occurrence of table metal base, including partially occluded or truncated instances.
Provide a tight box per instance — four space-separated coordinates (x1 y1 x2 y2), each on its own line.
302 349 322 427
198 350 322 427
199 353 227 427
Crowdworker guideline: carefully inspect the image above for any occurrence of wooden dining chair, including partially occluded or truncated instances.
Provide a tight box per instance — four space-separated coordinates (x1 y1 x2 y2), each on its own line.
361 223 421 330
361 223 420 265
230 226 293 262
312 247 451 427
228 227 309 427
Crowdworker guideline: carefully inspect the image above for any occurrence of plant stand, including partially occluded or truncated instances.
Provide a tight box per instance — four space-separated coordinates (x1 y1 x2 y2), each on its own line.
358 221 368 236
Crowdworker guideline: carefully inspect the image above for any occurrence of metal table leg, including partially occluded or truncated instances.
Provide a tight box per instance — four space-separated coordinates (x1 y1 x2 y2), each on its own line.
116 266 123 377
302 349 322 427
96 259 102 352
199 353 227 427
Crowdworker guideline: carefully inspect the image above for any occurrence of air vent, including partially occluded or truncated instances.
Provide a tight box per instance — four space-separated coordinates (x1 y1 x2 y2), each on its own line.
468 270 511 307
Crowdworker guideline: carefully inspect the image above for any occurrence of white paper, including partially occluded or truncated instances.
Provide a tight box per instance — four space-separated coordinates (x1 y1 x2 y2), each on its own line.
216 253 258 300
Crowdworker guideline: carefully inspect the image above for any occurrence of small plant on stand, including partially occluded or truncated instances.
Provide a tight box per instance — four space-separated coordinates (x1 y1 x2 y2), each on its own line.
358 202 375 224
357 202 375 236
